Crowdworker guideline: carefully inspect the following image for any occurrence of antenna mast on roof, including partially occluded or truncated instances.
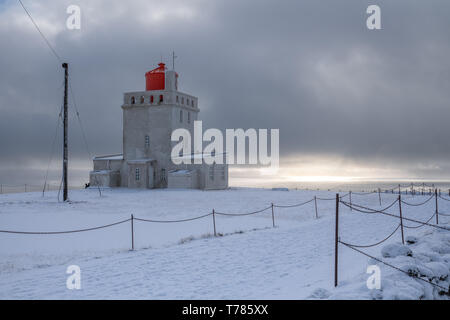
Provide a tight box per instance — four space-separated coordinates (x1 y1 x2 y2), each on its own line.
172 51 177 70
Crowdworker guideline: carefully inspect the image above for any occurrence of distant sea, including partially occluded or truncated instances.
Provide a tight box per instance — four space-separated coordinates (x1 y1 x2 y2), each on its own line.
229 179 450 193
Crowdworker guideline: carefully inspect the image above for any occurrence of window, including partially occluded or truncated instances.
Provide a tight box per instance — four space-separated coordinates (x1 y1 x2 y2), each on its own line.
161 168 166 182
191 100 194 107
135 168 140 181
187 99 190 106
140 96 145 104
145 135 150 148
181 97 184 104
159 95 164 103
209 165 214 181
150 95 154 103
176 96 179 103
187 112 191 124
131 96 135 104
180 110 183 123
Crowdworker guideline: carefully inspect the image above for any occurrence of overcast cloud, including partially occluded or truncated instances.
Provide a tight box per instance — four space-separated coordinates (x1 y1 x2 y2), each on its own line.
1 0 450 186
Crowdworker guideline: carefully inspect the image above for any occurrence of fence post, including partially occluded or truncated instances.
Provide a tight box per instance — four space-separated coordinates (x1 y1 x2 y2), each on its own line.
314 196 318 219
349 191 352 212
435 189 439 225
334 193 339 287
378 188 382 206
398 195 405 245
130 214 134 250
271 203 275 227
398 184 401 195
212 209 217 236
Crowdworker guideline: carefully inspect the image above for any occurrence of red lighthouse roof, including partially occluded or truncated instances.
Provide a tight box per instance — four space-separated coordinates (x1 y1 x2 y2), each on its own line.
145 63 166 91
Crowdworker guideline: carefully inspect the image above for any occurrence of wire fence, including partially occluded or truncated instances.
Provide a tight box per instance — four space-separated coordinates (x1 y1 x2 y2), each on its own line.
334 189 450 294
1 184 449 293
0 183 83 194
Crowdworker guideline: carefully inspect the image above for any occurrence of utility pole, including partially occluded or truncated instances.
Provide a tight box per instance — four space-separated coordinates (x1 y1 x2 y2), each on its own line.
62 62 69 201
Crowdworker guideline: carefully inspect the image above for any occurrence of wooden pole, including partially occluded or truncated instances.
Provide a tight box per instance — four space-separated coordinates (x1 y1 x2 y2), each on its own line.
378 188 381 206
271 203 275 227
398 184 401 195
131 214 134 250
398 195 405 245
334 193 339 287
212 209 217 236
314 196 318 219
62 63 69 202
435 189 439 225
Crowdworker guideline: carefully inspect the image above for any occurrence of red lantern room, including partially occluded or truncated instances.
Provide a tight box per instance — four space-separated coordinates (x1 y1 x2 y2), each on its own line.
145 63 166 91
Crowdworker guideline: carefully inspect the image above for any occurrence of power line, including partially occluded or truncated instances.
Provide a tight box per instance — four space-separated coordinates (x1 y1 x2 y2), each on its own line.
17 0 62 63
42 103 63 196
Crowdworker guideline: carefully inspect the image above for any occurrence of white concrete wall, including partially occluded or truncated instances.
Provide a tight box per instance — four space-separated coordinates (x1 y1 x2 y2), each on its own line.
167 170 198 189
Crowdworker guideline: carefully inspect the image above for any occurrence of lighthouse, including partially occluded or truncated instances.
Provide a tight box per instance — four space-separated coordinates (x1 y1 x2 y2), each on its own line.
89 62 228 190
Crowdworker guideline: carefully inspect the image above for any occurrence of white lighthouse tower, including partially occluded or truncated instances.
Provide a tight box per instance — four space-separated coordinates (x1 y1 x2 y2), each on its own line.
89 62 228 190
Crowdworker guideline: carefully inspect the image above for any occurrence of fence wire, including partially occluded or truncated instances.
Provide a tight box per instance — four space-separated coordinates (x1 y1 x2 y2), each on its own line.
401 194 435 207
339 223 401 248
340 241 449 293
134 213 212 223
0 218 131 234
341 200 450 232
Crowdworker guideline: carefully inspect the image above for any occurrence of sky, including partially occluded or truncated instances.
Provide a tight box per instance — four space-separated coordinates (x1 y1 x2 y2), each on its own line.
0 0 450 187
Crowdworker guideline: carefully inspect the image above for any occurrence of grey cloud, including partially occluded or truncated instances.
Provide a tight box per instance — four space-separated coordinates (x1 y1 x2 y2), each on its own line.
1 0 450 185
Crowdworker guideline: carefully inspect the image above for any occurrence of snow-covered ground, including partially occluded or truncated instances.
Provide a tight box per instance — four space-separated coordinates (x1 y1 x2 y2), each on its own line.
0 187 448 299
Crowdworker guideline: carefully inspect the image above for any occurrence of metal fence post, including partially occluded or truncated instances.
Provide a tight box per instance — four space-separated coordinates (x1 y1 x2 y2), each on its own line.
131 214 134 250
435 189 439 225
349 191 352 212
334 193 339 287
398 195 405 245
314 196 318 219
378 188 382 206
271 203 275 227
212 209 217 236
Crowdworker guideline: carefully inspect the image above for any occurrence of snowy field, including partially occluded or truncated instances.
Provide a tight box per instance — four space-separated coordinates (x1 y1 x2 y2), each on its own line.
0 187 448 299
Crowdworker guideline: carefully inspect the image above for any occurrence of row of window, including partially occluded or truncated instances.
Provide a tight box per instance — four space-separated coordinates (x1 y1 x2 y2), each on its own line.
179 110 191 124
130 95 164 105
176 95 195 107
129 95 195 107
136 167 225 182
209 166 226 181
135 168 166 182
